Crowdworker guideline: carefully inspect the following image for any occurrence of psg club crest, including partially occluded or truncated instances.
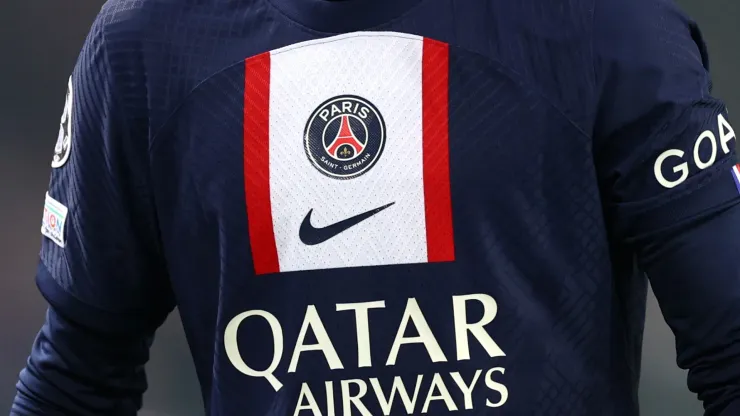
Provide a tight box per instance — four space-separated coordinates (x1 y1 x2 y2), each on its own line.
304 95 386 179
52 76 73 168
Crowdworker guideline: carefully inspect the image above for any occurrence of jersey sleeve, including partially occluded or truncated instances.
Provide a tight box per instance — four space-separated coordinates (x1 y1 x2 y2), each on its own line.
593 0 740 414
12 9 175 415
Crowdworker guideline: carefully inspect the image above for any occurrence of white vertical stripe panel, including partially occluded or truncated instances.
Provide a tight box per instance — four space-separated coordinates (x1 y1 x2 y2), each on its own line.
268 32 430 272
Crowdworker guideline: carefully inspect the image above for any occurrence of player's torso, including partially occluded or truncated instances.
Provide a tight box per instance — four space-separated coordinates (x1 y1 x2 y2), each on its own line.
143 0 641 414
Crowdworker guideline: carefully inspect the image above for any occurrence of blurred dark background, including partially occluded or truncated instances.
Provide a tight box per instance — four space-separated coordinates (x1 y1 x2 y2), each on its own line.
1 1 738 415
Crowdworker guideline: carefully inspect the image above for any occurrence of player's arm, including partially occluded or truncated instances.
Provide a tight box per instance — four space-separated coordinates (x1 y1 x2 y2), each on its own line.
11 11 175 416
593 0 740 414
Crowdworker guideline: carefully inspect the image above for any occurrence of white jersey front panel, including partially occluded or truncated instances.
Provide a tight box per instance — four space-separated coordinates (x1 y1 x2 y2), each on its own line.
244 32 454 275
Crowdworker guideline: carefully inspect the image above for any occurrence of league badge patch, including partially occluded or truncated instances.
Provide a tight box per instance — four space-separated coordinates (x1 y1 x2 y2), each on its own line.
41 192 68 248
51 77 73 168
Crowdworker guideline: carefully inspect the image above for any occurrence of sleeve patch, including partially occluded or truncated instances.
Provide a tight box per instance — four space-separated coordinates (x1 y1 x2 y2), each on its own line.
732 164 740 194
51 76 73 168
41 192 69 248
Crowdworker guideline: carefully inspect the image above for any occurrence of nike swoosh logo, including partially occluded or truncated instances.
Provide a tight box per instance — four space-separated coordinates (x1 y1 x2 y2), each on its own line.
299 202 395 245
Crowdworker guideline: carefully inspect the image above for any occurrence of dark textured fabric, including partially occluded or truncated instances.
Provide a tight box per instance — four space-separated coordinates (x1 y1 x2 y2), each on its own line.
12 0 740 415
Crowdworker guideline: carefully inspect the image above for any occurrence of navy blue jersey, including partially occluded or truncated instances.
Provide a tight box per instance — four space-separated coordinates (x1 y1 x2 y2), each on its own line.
12 0 740 415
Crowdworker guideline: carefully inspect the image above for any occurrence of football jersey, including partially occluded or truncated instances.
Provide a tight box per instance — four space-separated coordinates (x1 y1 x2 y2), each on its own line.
13 0 740 415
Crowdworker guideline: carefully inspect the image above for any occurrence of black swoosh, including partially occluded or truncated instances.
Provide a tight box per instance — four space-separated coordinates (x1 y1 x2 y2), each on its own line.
299 202 395 245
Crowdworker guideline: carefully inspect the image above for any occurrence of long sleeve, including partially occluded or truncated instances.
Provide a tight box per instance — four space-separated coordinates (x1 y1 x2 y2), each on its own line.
593 0 740 414
11 8 175 416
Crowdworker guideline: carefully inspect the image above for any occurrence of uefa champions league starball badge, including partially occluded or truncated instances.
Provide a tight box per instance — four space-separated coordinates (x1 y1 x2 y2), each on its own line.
52 77 73 168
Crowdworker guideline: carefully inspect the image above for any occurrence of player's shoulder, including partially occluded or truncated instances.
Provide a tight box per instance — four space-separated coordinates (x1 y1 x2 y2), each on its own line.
470 0 594 48
593 0 687 20
86 0 263 134
592 0 698 52
495 0 691 45
465 0 598 132
95 0 217 41
92 0 267 53
591 0 706 79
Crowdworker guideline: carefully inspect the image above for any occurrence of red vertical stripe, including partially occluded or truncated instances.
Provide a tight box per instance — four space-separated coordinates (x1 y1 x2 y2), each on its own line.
422 38 455 262
244 52 280 275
